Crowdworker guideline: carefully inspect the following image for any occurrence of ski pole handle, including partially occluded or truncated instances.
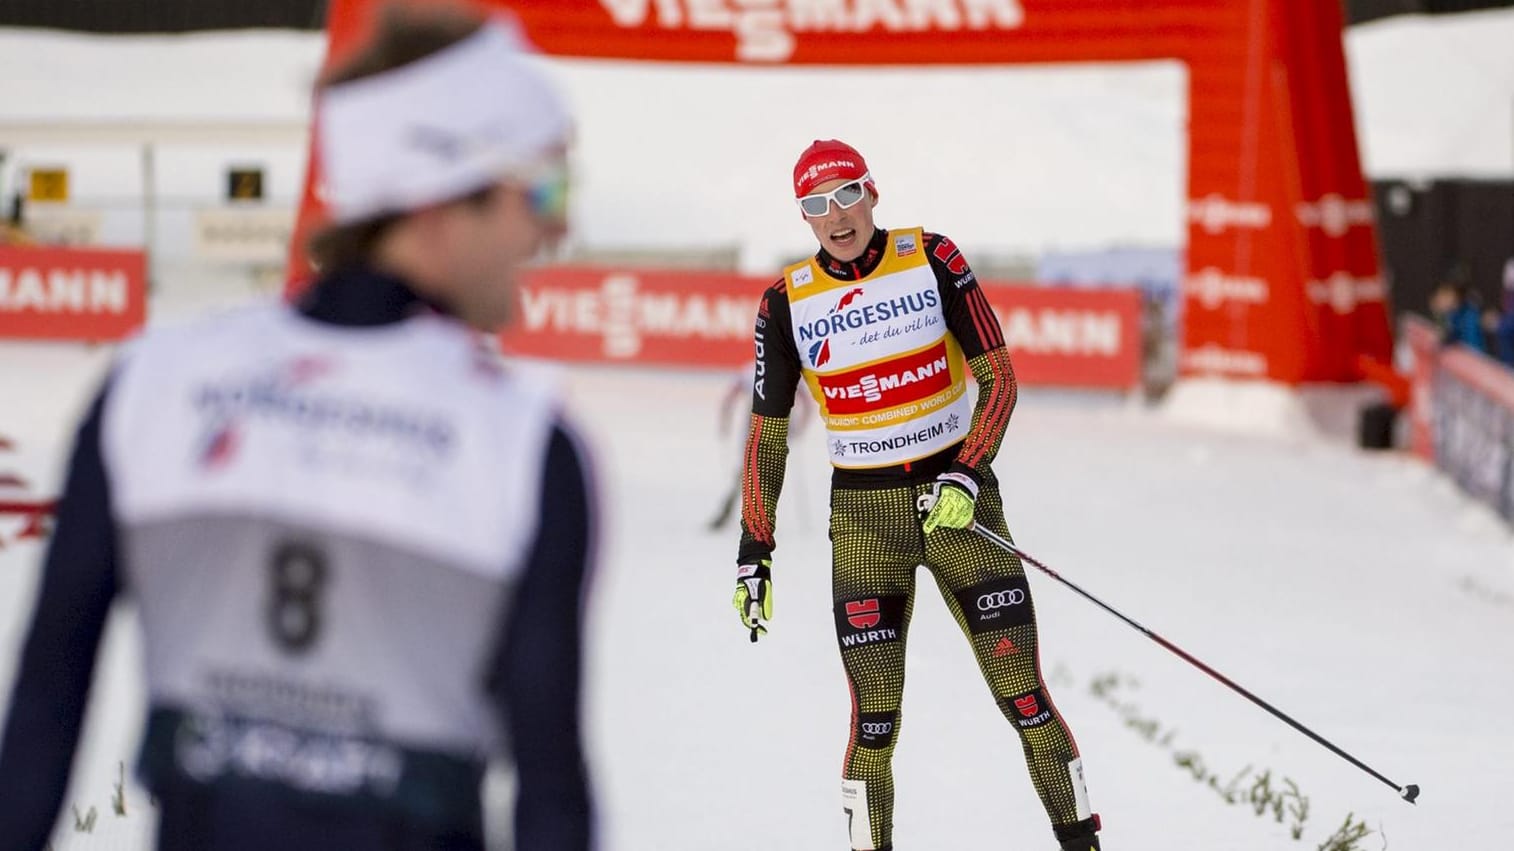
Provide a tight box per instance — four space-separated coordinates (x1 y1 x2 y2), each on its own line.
915 486 941 518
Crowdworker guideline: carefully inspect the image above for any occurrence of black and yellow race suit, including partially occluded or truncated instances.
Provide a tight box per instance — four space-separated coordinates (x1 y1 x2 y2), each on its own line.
738 227 1098 851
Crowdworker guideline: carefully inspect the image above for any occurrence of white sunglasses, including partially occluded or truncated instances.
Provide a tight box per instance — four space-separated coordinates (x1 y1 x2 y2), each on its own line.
796 173 871 217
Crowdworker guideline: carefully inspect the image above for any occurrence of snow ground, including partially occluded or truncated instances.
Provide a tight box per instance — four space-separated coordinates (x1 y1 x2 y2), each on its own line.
3 332 1514 850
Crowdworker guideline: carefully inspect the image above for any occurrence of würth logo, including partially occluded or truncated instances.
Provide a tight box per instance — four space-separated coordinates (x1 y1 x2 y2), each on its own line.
1003 690 1053 728
846 598 880 629
834 595 903 648
932 235 968 275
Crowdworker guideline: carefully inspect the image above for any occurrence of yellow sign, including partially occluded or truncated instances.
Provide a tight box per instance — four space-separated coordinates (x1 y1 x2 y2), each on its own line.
28 169 68 202
228 168 264 202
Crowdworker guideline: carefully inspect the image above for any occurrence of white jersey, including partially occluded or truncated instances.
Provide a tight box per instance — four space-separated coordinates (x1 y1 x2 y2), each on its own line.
102 302 559 802
782 227 973 469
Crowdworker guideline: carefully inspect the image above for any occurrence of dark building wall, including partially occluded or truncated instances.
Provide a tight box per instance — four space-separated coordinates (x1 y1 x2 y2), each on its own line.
1349 0 1514 24
0 0 1510 33
1349 0 1424 23
1374 179 1514 317
0 0 326 33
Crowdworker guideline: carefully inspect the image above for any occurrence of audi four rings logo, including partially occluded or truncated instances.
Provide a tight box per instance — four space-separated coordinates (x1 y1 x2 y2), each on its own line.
977 589 1026 611
861 722 893 736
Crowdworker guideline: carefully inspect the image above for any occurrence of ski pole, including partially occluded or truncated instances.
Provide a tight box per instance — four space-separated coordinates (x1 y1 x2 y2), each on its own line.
919 492 1420 804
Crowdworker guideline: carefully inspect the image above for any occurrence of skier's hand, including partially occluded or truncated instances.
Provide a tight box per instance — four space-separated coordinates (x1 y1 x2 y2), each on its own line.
732 560 773 642
920 474 977 534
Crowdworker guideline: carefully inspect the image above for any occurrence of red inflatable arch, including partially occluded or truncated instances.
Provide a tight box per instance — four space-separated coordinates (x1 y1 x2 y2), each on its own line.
287 0 1391 384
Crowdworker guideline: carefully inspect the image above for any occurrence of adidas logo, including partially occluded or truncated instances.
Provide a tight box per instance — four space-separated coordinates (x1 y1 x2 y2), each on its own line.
992 636 1017 657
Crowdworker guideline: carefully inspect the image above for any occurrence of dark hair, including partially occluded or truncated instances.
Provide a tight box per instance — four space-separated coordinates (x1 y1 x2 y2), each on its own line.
306 3 486 272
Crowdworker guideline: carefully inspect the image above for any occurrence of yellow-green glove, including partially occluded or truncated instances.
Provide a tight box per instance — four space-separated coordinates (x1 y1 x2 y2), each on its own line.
733 560 773 642
921 476 977 534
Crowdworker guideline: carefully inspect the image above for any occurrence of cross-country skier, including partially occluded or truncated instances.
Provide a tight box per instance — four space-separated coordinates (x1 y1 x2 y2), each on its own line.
0 8 595 850
731 139 1102 851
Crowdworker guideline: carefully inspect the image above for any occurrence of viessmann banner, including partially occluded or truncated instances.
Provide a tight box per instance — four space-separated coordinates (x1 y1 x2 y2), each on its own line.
0 246 147 341
500 267 1142 389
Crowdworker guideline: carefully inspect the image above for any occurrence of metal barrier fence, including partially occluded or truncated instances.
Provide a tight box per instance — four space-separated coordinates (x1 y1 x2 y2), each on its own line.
1404 313 1514 524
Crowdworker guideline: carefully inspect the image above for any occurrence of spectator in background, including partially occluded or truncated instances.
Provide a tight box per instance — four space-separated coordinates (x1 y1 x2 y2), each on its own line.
1458 287 1488 352
1139 292 1174 403
1495 257 1514 368
1430 270 1486 352
0 194 30 245
1482 304 1505 361
1429 280 1459 339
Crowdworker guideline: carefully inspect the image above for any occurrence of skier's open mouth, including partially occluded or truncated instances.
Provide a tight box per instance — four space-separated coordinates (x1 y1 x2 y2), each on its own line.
831 228 857 245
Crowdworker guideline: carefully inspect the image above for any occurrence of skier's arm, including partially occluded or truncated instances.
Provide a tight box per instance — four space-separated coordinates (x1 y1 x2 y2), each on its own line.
927 233 1018 490
737 282 802 565
492 419 596 851
0 386 121 847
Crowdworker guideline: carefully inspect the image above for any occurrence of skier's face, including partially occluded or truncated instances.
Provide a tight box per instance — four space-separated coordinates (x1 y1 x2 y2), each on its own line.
802 177 877 262
437 157 569 331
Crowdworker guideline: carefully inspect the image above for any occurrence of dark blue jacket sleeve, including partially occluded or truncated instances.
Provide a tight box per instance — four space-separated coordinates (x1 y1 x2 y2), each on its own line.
0 386 120 849
491 419 596 850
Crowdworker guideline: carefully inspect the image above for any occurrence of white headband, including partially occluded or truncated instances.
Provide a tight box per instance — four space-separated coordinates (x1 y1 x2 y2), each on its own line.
318 18 570 224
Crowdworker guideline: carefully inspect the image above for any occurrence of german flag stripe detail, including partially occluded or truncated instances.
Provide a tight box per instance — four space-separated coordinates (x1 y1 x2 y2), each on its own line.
961 348 1017 468
742 414 773 544
966 287 1005 349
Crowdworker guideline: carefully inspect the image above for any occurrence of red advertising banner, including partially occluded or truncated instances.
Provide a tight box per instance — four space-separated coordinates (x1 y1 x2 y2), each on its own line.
0 246 147 342
981 285 1142 389
502 266 761 367
500 266 1141 389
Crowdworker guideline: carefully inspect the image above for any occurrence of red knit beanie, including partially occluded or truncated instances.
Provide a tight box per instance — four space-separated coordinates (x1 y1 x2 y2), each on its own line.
793 139 871 197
